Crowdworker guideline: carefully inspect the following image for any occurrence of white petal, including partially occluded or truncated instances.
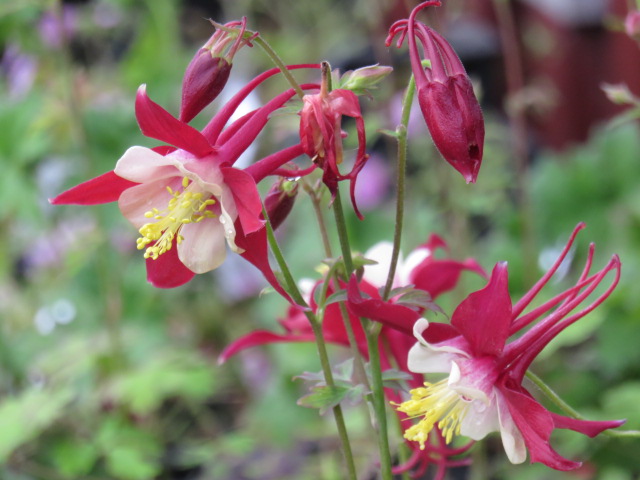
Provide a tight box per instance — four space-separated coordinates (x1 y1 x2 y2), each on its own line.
178 220 227 273
114 146 178 183
459 390 500 440
362 241 397 288
219 200 243 254
118 179 179 228
496 393 527 464
414 318 470 356
407 342 458 374
401 247 431 285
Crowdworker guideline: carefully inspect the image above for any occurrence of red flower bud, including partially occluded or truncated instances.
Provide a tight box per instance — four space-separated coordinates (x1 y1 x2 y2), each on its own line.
387 1 484 183
179 18 254 123
263 178 298 230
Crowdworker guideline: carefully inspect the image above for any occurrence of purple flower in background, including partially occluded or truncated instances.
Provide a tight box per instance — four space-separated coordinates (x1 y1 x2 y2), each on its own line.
1 45 37 99
38 6 78 49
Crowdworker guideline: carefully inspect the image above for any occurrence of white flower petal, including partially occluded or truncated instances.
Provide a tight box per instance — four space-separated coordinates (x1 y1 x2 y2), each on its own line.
114 146 178 183
459 390 500 440
362 241 397 288
413 318 470 356
407 328 460 374
496 394 527 464
401 247 431 285
178 220 227 273
219 201 243 254
118 179 179 228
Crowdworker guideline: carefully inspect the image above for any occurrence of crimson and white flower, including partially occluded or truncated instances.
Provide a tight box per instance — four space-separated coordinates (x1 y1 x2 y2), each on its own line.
396 224 624 470
52 64 319 291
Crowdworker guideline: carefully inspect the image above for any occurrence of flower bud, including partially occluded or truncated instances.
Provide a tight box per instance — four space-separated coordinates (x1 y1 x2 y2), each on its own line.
387 1 484 183
179 18 253 123
263 178 298 230
299 64 369 219
338 64 393 95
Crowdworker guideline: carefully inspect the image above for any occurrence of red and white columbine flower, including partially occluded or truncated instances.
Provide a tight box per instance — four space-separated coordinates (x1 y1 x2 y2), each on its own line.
52 64 319 290
220 236 484 478
395 224 624 470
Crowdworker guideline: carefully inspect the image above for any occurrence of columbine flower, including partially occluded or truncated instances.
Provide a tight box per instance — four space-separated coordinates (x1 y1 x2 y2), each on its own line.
219 237 484 477
395 224 624 470
180 18 255 123
299 63 369 218
52 63 319 290
386 1 484 183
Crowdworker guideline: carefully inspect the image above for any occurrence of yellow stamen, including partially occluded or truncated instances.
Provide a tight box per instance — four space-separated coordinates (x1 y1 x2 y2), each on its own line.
136 177 216 260
395 379 470 450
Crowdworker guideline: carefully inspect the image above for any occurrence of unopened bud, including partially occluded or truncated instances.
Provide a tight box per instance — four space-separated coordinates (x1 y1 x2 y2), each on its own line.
180 52 231 123
339 64 393 95
264 179 298 230
179 18 253 122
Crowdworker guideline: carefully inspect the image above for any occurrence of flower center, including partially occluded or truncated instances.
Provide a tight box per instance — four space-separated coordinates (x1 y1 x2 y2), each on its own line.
136 177 216 260
395 379 470 449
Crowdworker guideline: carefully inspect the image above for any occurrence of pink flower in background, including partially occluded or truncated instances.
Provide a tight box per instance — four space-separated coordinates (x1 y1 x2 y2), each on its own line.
387 1 484 183
392 224 624 470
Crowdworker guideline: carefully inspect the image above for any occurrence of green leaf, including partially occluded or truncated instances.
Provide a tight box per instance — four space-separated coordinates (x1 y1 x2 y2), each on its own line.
105 447 161 480
0 388 73 462
49 437 98 477
297 385 351 414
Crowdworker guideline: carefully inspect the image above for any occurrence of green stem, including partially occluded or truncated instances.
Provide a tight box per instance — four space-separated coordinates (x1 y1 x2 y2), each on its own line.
263 209 358 479
382 75 416 300
331 190 393 480
365 331 394 479
303 179 334 258
252 36 306 98
526 371 640 438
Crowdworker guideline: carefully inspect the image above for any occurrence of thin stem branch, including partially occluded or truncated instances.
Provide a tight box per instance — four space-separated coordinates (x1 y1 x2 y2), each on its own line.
382 75 416 300
263 209 358 478
526 371 640 438
331 189 393 480
252 35 306 98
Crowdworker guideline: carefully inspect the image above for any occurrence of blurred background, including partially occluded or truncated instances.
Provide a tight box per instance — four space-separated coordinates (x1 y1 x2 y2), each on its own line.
1 0 640 478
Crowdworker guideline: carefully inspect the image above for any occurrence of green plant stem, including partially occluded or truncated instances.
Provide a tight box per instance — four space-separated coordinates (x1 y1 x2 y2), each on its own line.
331 190 393 480
263 209 358 479
526 371 640 438
303 179 334 258
382 76 416 300
252 36 306 99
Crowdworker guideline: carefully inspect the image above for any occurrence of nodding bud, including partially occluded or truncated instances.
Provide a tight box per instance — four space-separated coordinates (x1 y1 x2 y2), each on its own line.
179 17 255 123
263 178 299 230
387 1 484 183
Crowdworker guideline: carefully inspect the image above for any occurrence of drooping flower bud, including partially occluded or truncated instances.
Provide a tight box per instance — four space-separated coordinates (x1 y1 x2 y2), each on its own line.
179 18 255 123
387 1 484 183
299 62 369 219
263 178 299 230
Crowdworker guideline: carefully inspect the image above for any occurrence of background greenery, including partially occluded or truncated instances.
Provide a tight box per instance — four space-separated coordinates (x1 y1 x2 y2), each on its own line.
1 0 638 479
